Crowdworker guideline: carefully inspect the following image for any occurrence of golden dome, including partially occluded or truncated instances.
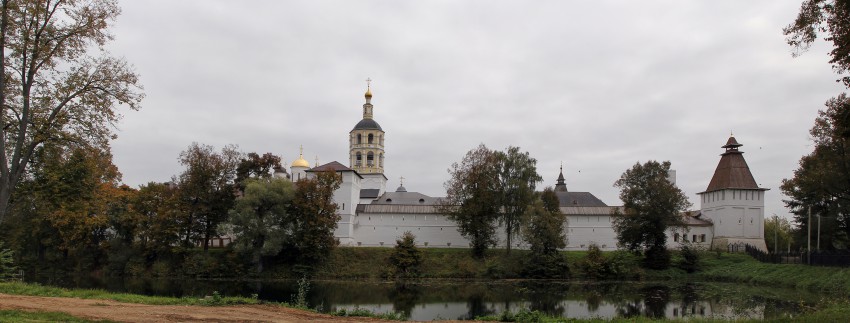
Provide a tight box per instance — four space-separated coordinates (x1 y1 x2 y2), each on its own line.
291 145 310 168
365 87 372 98
292 155 310 168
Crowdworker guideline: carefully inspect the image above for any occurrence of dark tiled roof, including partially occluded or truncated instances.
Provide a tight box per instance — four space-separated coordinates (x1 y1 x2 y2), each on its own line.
372 191 439 205
681 211 713 227
360 189 381 199
555 191 607 207
703 137 763 193
352 118 383 131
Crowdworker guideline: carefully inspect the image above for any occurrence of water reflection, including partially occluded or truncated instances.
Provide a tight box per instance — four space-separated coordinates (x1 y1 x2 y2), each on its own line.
35 276 814 321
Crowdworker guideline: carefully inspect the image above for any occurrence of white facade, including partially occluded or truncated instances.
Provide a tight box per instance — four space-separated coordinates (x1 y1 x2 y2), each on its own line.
270 89 772 253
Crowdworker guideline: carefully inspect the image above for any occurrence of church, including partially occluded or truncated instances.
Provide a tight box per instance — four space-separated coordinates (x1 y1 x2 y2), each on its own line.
275 84 769 252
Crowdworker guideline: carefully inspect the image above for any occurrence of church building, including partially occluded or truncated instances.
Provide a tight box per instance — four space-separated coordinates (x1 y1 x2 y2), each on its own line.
280 84 768 252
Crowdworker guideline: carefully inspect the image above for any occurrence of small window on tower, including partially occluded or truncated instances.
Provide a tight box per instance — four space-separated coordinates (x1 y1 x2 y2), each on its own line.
357 134 362 144
368 133 374 144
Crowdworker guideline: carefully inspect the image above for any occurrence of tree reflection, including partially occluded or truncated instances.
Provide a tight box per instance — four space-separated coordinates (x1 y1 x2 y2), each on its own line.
464 292 494 320
615 285 670 319
389 282 421 319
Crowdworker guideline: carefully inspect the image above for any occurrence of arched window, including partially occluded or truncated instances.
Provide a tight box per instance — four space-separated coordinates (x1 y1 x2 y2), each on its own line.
379 134 383 145
357 134 362 144
368 133 374 144
355 152 362 166
367 151 374 166
379 153 384 167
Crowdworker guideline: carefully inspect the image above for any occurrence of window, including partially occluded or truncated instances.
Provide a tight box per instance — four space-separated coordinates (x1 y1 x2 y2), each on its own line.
700 234 706 242
419 198 425 204
355 152 362 166
674 233 679 242
367 152 374 166
368 133 374 144
357 134 362 144
693 234 697 242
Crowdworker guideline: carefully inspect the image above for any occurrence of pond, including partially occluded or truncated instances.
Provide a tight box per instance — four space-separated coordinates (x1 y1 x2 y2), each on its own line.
33 276 819 321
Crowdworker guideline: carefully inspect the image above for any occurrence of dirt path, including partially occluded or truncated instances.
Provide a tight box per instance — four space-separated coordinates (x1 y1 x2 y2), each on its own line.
0 293 391 322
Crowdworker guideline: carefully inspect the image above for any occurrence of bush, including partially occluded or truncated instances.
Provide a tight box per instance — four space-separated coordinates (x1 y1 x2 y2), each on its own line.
522 253 570 279
643 245 671 270
387 232 421 279
577 245 643 280
291 275 310 308
677 243 701 273
150 260 172 277
0 242 16 280
607 250 643 280
578 244 610 279
181 252 218 278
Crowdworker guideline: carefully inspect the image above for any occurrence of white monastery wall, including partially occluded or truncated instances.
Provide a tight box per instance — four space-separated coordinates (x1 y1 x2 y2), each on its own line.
564 215 618 251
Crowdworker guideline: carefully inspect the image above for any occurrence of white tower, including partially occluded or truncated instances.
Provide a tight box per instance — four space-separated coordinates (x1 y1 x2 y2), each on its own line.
697 135 768 251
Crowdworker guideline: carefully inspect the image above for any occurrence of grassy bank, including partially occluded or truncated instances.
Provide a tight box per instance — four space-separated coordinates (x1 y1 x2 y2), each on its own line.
0 281 259 306
693 253 850 295
0 310 116 323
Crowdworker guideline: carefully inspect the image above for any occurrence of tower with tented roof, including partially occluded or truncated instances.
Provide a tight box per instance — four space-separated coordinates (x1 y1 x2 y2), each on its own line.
697 135 768 251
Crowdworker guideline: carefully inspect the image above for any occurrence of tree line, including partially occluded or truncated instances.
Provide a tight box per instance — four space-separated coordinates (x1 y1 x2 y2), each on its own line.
439 144 691 274
2 142 342 276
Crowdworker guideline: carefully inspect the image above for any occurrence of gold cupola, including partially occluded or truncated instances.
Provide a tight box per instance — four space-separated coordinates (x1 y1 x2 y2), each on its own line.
291 145 310 168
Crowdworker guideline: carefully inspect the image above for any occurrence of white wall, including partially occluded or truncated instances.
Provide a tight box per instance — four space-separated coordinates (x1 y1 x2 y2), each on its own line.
700 189 764 239
564 215 618 251
352 212 468 247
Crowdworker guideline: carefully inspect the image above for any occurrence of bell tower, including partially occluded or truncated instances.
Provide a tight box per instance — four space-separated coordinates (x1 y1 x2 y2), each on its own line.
349 79 385 174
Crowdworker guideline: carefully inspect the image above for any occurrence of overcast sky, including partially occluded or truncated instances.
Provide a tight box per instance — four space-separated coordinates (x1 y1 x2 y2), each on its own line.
107 1 845 220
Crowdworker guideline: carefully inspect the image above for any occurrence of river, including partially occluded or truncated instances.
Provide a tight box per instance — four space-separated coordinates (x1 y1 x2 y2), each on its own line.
34 276 818 321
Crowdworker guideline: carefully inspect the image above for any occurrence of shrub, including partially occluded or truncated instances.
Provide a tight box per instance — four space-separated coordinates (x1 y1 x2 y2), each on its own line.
292 275 310 308
0 243 16 280
522 253 570 279
578 244 609 279
643 245 671 270
677 243 701 273
387 232 421 279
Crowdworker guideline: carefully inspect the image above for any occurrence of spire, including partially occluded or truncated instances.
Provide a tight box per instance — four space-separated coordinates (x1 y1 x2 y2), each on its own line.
555 162 568 192
364 77 372 102
362 78 374 119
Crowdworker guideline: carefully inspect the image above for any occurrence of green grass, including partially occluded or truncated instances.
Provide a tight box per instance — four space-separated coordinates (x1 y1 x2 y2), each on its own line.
0 309 116 322
0 281 260 306
691 252 850 295
330 307 405 320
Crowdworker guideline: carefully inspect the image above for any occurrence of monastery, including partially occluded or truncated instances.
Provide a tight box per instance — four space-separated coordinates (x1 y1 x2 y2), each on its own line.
274 84 769 252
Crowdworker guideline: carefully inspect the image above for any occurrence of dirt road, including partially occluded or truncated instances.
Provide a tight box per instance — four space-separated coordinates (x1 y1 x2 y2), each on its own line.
0 293 389 322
